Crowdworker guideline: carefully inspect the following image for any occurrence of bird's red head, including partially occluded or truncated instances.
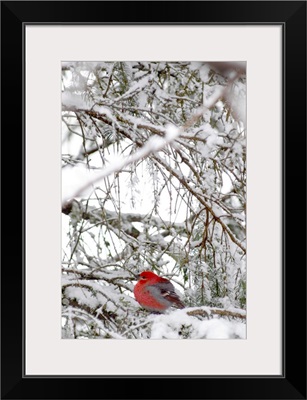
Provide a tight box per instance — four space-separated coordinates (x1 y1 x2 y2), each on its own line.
137 271 160 283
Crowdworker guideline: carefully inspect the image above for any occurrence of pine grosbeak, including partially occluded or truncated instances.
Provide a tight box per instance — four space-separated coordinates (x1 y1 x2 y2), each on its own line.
134 271 185 313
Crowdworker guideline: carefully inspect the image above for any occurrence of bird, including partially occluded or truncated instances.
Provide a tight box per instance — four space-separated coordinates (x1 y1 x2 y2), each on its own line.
134 270 185 313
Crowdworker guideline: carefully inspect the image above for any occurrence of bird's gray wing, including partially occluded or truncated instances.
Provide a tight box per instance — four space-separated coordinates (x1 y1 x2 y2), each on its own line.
147 281 185 309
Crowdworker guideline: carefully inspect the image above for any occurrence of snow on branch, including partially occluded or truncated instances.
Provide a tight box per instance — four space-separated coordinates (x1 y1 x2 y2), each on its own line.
62 125 181 203
121 307 246 339
62 105 210 205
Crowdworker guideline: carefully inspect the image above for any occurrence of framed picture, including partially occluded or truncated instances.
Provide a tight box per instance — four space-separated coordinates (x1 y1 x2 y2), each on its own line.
1 1 306 399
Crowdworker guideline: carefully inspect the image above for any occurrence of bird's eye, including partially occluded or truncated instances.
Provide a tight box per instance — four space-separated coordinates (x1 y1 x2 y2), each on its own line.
140 275 147 280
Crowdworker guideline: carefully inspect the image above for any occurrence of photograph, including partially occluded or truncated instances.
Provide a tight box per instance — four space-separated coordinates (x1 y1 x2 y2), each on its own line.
61 61 247 340
1 0 306 398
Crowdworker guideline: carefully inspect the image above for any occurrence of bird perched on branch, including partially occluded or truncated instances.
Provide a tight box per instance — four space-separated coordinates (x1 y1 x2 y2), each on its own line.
134 270 185 313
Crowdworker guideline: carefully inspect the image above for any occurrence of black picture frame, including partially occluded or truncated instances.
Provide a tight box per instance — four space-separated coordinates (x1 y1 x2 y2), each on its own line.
1 1 306 399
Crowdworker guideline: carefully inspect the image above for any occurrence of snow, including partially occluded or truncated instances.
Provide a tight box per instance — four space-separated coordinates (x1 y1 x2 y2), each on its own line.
62 123 182 203
189 62 203 71
138 91 147 108
198 318 245 339
165 124 180 141
199 63 210 83
149 308 246 339
62 91 88 109
203 84 224 109
206 130 223 148
62 163 122 200
93 105 115 121
115 75 152 101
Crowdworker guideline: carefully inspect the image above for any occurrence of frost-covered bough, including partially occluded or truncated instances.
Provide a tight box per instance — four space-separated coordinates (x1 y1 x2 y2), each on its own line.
61 61 246 339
